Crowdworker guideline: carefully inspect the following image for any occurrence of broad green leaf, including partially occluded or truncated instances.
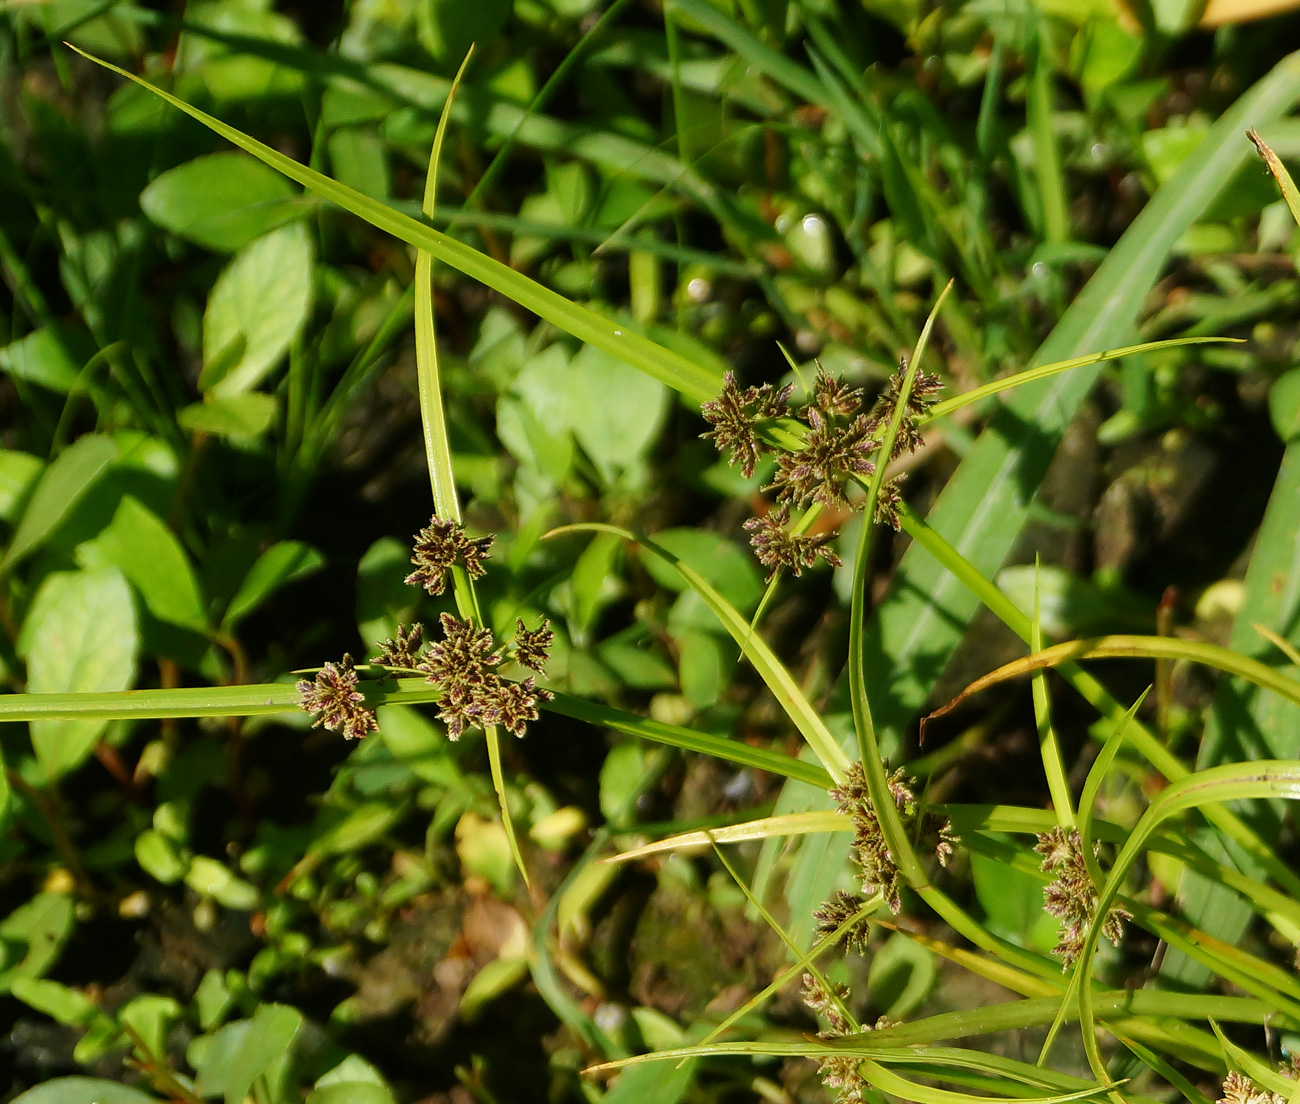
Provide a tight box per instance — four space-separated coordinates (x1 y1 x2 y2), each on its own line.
11 977 99 1025
970 852 1058 954
135 828 187 884
201 222 314 397
139 151 302 252
2 434 117 573
640 528 762 615
221 540 324 629
0 892 76 994
185 856 259 910
599 741 645 826
418 0 511 64
0 324 94 393
565 344 669 483
356 537 418 649
1164 442 1300 988
0 450 44 523
674 629 732 709
309 803 400 856
307 1085 395 1104
18 566 138 780
9 1078 157 1104
178 392 278 438
1269 368 1300 442
78 496 207 631
192 1004 302 1104
118 994 183 1064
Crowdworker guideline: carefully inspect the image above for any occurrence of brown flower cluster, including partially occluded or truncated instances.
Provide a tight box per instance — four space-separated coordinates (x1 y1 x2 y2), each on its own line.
1034 825 1131 969
296 655 379 742
702 362 943 581
404 515 494 596
299 514 555 742
699 371 793 478
830 762 957 915
372 614 555 740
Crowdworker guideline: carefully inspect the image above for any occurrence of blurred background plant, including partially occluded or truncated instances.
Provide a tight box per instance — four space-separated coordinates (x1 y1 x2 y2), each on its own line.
2 0 1300 1101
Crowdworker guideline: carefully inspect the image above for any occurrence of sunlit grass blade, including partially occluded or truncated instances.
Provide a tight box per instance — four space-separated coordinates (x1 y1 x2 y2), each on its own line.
1076 691 1147 886
921 337 1241 422
848 282 952 878
859 1057 1115 1104
546 523 852 781
67 45 721 406
926 636 1300 724
861 52 1300 760
903 506 1300 904
1030 559 1074 825
603 810 848 863
412 48 528 888
1045 760 1300 1064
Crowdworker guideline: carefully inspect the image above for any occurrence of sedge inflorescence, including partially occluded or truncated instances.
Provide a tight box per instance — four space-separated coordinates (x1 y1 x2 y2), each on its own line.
701 361 942 580
1034 825 1131 969
799 763 957 1103
298 514 553 742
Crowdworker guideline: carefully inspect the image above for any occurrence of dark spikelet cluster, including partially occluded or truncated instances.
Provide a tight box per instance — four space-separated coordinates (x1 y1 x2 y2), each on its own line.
816 1056 867 1104
1219 1072 1289 1104
512 618 555 673
704 360 945 582
700 371 794 478
812 890 870 953
874 476 906 532
419 613 554 739
1034 826 1131 969
743 505 842 580
768 406 877 509
370 622 426 670
812 366 863 416
872 359 942 460
801 973 854 1037
830 762 957 914
297 655 378 741
404 515 494 597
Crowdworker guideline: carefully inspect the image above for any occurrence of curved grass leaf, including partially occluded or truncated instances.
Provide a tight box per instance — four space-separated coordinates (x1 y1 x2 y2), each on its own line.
546 523 851 781
67 46 720 407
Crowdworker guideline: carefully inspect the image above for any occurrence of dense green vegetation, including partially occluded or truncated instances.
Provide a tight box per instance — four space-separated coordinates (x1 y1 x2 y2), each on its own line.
2 1 1300 1103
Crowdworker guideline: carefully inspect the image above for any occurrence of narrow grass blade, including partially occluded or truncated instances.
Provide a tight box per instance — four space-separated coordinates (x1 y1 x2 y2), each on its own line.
925 636 1300 724
604 810 848 863
546 523 851 781
1077 691 1148 886
922 338 1241 423
67 46 721 405
861 51 1300 755
1031 560 1074 826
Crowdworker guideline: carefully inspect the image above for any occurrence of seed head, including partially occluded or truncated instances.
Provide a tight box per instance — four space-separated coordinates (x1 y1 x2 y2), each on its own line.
371 622 427 670
700 371 794 478
743 504 842 580
404 515 494 596
297 655 378 741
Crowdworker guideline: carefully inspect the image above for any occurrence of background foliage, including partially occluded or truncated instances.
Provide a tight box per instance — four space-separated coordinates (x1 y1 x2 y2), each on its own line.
2 0 1300 1102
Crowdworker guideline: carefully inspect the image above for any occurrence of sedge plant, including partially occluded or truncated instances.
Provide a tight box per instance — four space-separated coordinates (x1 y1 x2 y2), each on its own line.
2 24 1300 1104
